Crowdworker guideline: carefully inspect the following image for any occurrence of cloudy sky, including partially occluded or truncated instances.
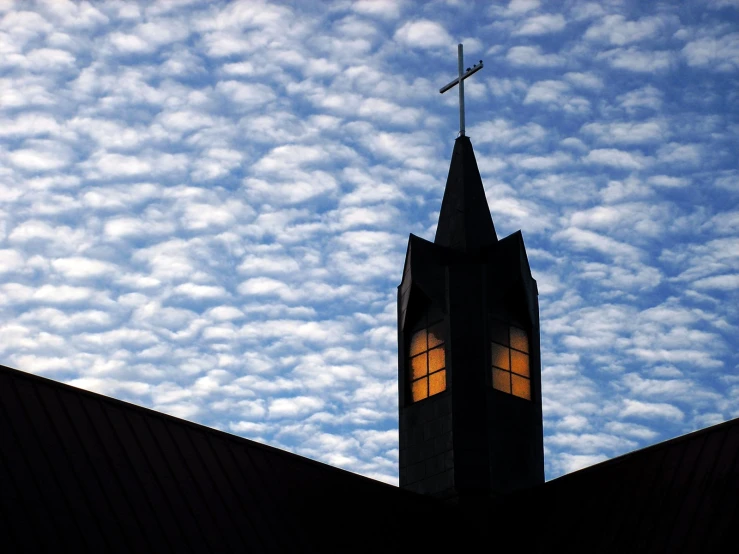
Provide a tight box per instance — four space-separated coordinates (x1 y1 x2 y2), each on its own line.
1 0 737 484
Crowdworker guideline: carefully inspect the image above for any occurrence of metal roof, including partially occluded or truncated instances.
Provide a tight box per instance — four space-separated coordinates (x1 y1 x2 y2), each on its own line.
2 362 737 553
0 364 459 553
495 415 739 553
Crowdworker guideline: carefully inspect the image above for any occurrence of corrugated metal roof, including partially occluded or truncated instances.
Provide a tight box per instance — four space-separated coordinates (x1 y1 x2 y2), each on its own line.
495 416 739 553
2 362 737 553
0 364 460 553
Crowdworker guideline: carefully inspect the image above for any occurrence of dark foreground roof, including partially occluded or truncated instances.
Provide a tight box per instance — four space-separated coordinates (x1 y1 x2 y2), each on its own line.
2 363 738 553
498 414 739 553
528 419 739 553
0 364 459 553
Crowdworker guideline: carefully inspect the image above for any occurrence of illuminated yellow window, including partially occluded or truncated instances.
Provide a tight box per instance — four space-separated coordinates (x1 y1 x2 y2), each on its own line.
491 321 531 400
408 319 446 403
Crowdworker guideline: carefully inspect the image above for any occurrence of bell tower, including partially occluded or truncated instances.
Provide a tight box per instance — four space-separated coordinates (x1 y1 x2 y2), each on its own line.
397 135 544 501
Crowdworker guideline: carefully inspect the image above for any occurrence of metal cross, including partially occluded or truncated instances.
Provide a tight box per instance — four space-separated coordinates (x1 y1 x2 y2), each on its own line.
439 44 483 136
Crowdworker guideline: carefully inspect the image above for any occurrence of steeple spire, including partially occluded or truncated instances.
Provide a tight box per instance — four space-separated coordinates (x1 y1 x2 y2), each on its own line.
398 44 542 504
434 135 497 251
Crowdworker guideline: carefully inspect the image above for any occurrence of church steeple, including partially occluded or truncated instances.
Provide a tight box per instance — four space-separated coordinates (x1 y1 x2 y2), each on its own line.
398 45 543 503
434 135 497 251
397 134 544 503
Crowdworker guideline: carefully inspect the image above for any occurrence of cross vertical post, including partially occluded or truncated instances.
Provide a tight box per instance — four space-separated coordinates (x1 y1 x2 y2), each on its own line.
439 43 483 137
458 44 465 136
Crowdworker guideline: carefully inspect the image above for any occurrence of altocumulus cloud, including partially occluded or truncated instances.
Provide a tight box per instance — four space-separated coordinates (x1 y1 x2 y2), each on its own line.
0 0 736 485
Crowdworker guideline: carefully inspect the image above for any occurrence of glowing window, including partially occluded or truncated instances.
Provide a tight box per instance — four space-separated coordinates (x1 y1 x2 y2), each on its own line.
408 319 446 403
491 321 531 400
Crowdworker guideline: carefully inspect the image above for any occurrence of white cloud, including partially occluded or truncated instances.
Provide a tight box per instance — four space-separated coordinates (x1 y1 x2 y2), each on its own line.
564 71 603 89
514 14 566 36
585 15 668 45
556 414 589 431
105 218 151 239
682 33 739 71
507 45 565 67
0 11 53 46
207 306 244 321
522 81 590 114
158 110 214 133
605 421 658 440
173 283 228 299
568 203 672 238
238 277 298 302
469 118 547 147
554 227 641 259
648 175 690 188
523 80 570 103
216 80 277 109
0 250 25 273
0 112 62 138
693 274 739 290
581 120 667 144
548 432 636 454
552 453 608 474
620 399 684 421
352 0 401 19
616 85 663 113
514 152 573 171
597 48 674 72
25 48 76 71
52 257 117 279
584 148 650 170
394 20 451 49
84 153 152 177
109 32 150 53
269 396 325 418
656 142 702 166
8 221 87 253
505 0 540 15
8 141 72 171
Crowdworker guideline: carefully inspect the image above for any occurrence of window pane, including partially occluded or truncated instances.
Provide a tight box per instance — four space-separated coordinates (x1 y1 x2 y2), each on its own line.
428 347 445 372
510 326 528 353
412 378 428 402
409 329 427 356
511 350 529 377
410 353 427 380
491 320 508 346
512 375 531 400
491 343 510 370
492 369 510 393
429 370 446 396
427 322 444 349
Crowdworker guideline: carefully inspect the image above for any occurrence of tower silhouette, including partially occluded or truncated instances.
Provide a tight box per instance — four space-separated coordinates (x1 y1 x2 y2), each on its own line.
398 135 544 502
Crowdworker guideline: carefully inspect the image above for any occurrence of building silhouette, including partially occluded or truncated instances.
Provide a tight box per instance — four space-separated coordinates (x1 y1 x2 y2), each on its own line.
398 135 543 502
1 136 737 552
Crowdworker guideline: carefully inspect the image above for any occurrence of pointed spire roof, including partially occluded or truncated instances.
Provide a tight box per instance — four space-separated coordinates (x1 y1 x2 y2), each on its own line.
434 135 497 251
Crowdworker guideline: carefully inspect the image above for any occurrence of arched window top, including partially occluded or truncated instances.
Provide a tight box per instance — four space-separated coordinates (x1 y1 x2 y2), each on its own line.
491 320 531 400
408 314 446 403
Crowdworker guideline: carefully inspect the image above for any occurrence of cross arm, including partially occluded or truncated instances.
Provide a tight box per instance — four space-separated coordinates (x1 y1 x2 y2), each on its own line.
439 61 484 94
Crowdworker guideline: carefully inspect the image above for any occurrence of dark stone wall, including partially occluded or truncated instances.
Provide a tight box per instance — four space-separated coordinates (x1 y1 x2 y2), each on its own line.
399 391 454 497
398 231 544 500
486 387 545 493
483 232 544 494
447 263 493 496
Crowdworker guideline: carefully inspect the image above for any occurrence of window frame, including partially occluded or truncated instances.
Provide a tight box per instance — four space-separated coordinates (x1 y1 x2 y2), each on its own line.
407 315 447 404
490 319 532 401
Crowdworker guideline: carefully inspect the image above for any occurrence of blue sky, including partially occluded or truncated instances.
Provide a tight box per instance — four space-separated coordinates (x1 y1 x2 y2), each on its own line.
0 0 737 484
